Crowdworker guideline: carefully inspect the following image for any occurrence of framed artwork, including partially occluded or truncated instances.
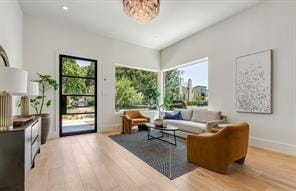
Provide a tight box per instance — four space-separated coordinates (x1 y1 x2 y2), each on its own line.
236 49 272 114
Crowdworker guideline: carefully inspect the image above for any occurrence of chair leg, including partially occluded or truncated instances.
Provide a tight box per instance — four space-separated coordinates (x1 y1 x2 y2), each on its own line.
128 126 132 134
235 156 246 164
124 124 130 134
124 121 131 134
219 165 229 174
123 125 127 133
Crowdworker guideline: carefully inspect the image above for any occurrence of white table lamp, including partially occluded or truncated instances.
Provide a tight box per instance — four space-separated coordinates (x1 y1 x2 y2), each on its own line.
0 67 28 128
27 81 39 96
21 81 39 115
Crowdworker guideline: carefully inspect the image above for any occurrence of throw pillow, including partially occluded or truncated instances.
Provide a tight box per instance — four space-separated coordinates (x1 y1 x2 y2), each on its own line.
174 109 193 121
164 111 182 120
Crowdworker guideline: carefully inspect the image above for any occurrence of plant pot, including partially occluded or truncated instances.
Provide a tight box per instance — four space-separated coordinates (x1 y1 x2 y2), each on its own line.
154 119 164 127
38 113 50 144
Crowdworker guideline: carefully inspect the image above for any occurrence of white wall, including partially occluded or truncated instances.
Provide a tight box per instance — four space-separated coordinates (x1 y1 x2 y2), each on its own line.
23 16 160 139
0 0 23 114
161 1 296 155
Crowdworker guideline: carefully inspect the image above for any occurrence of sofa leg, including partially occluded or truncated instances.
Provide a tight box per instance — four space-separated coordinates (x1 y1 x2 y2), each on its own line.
235 156 246 164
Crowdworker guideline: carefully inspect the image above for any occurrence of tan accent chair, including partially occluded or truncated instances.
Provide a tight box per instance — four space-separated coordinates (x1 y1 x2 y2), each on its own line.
187 122 249 174
123 111 150 134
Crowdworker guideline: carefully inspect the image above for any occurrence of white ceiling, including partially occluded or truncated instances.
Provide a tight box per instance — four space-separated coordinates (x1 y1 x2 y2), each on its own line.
19 0 261 50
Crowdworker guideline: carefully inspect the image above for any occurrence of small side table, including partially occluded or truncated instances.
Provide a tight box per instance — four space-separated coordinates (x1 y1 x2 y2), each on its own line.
120 115 125 134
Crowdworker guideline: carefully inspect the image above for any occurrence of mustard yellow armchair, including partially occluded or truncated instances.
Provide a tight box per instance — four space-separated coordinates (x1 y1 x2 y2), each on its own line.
187 122 249 174
123 110 150 134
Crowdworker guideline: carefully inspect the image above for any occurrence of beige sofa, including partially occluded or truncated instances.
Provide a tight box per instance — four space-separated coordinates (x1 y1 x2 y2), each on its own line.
164 109 227 138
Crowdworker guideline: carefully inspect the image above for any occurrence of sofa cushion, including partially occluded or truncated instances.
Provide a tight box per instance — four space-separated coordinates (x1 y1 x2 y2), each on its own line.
174 109 193 121
164 111 182 120
191 110 221 123
132 118 149 123
198 133 215 137
164 119 206 134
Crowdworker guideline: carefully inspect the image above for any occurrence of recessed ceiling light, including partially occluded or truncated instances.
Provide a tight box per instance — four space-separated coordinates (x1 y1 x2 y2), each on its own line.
61 6 69 11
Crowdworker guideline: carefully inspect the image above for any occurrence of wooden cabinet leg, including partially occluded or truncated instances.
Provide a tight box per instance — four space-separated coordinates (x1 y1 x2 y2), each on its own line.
235 156 246 164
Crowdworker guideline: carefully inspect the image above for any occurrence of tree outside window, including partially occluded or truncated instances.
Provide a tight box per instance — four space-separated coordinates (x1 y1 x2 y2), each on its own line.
115 66 158 111
61 57 96 114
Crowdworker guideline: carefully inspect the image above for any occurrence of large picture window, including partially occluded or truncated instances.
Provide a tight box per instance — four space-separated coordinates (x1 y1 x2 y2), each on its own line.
115 66 158 111
163 60 208 110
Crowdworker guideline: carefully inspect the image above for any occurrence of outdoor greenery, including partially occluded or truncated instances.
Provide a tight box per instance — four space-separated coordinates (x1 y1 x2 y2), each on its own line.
187 96 206 106
61 58 96 116
30 74 59 115
59 59 208 112
62 57 95 95
115 66 208 111
116 78 141 109
115 66 158 111
163 69 183 109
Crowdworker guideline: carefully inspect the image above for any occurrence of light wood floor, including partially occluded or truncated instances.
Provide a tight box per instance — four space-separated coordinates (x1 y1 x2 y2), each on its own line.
27 132 296 191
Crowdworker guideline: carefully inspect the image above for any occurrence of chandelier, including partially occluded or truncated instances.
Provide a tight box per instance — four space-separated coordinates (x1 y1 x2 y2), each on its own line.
123 0 160 24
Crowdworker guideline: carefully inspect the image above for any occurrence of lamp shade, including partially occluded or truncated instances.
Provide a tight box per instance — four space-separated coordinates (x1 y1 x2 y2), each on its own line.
0 67 28 95
27 81 39 96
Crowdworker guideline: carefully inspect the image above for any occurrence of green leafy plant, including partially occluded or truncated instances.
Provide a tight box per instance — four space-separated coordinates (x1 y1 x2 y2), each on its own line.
145 88 160 107
115 66 158 110
30 73 58 115
164 69 183 103
115 78 141 111
162 95 172 110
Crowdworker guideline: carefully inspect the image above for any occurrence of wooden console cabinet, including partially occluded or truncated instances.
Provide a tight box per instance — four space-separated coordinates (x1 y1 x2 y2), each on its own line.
0 116 41 191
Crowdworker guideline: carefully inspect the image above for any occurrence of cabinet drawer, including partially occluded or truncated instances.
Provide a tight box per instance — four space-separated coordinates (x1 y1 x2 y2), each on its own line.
32 137 39 162
31 120 40 143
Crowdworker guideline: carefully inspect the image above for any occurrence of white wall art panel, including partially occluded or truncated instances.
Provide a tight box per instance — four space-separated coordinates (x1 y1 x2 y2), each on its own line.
236 50 272 113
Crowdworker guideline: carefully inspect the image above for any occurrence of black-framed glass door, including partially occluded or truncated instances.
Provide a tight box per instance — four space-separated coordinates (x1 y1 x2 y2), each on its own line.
59 55 97 136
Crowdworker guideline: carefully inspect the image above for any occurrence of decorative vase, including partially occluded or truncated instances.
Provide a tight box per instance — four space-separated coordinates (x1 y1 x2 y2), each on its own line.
39 113 50 144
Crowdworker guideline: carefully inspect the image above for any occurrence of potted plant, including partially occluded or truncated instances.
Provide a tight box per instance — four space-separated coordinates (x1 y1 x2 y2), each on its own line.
30 73 58 144
145 88 167 120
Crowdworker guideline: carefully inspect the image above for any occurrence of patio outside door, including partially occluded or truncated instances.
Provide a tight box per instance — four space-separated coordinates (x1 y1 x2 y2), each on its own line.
59 55 97 136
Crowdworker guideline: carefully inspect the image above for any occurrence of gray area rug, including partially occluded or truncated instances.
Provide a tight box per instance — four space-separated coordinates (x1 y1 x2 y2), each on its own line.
109 131 197 179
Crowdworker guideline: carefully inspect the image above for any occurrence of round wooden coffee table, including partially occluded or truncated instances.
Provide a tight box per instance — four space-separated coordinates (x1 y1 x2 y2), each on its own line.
145 123 179 146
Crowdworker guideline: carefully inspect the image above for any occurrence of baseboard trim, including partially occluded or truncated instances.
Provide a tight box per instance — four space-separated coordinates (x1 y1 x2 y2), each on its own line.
249 136 296 156
101 123 121 132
